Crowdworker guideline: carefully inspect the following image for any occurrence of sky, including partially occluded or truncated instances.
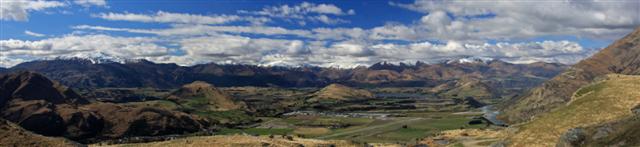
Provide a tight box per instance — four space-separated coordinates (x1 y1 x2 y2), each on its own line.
1 0 639 68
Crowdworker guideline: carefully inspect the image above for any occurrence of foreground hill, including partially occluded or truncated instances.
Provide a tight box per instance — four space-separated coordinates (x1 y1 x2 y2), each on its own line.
90 135 365 147
508 74 640 146
560 109 640 146
0 72 208 143
502 26 640 123
0 118 81 147
4 57 566 89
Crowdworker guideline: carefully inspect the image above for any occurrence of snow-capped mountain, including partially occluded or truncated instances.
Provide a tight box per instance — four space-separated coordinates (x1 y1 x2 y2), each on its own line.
442 56 496 64
47 52 144 64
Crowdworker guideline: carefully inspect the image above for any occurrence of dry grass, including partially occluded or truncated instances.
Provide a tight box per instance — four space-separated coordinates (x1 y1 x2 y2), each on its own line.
438 129 506 139
91 135 358 147
293 127 331 136
0 119 80 147
311 84 374 101
508 74 640 146
420 128 506 147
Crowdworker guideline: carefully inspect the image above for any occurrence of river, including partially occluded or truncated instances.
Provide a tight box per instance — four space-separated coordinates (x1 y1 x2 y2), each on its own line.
481 105 507 126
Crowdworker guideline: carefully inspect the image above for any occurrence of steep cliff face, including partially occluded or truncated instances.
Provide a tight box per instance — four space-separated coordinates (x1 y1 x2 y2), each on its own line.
501 27 640 123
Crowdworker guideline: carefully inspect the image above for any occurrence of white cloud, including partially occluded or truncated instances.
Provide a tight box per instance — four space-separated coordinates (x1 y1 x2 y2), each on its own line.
24 30 45 37
310 15 349 24
0 35 170 67
3 1 624 68
242 2 355 17
96 11 271 25
0 0 66 21
0 32 594 68
73 24 313 37
239 2 355 25
369 40 594 65
177 34 309 65
389 0 640 41
73 0 107 7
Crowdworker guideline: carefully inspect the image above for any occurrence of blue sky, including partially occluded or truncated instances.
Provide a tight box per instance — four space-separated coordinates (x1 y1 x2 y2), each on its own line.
1 0 639 67
2 0 422 38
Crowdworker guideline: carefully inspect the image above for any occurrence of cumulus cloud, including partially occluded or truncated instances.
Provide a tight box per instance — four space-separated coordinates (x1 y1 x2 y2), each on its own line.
0 35 171 67
73 0 107 7
3 0 628 68
95 11 270 25
389 0 640 41
24 30 45 37
177 34 309 65
239 2 354 25
0 0 66 21
73 24 313 37
0 32 594 68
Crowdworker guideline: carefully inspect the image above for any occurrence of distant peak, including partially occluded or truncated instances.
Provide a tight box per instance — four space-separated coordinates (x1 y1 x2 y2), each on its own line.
442 56 495 64
46 52 146 64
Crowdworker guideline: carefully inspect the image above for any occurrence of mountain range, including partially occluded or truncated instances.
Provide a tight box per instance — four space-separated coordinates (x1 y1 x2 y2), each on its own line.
1 57 567 90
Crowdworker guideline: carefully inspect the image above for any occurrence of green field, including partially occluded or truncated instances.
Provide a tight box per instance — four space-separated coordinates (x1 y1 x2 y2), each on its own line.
318 116 483 143
218 112 484 144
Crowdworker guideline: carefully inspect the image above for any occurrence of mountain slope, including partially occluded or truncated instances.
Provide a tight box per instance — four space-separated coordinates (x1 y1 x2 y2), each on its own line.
0 71 89 106
0 118 81 147
508 74 640 146
437 77 497 100
501 27 640 123
0 72 207 142
308 83 374 102
5 58 566 89
558 109 640 146
168 81 245 111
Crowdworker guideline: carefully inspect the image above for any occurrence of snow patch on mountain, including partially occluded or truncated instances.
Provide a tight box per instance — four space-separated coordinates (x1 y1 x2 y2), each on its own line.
442 56 495 64
46 52 145 64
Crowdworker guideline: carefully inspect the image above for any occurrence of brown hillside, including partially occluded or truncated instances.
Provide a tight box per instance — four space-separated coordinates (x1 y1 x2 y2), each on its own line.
169 81 245 111
0 72 208 142
508 74 640 146
0 118 81 147
438 78 496 99
501 26 640 123
91 135 361 147
0 71 88 106
309 84 374 102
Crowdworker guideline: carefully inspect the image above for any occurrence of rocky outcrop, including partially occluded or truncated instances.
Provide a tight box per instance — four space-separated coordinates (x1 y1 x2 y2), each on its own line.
555 106 640 147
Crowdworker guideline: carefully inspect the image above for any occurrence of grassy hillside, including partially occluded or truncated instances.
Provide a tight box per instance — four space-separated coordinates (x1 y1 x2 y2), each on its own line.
508 74 640 146
0 119 80 147
501 27 640 123
91 135 362 147
308 83 374 102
